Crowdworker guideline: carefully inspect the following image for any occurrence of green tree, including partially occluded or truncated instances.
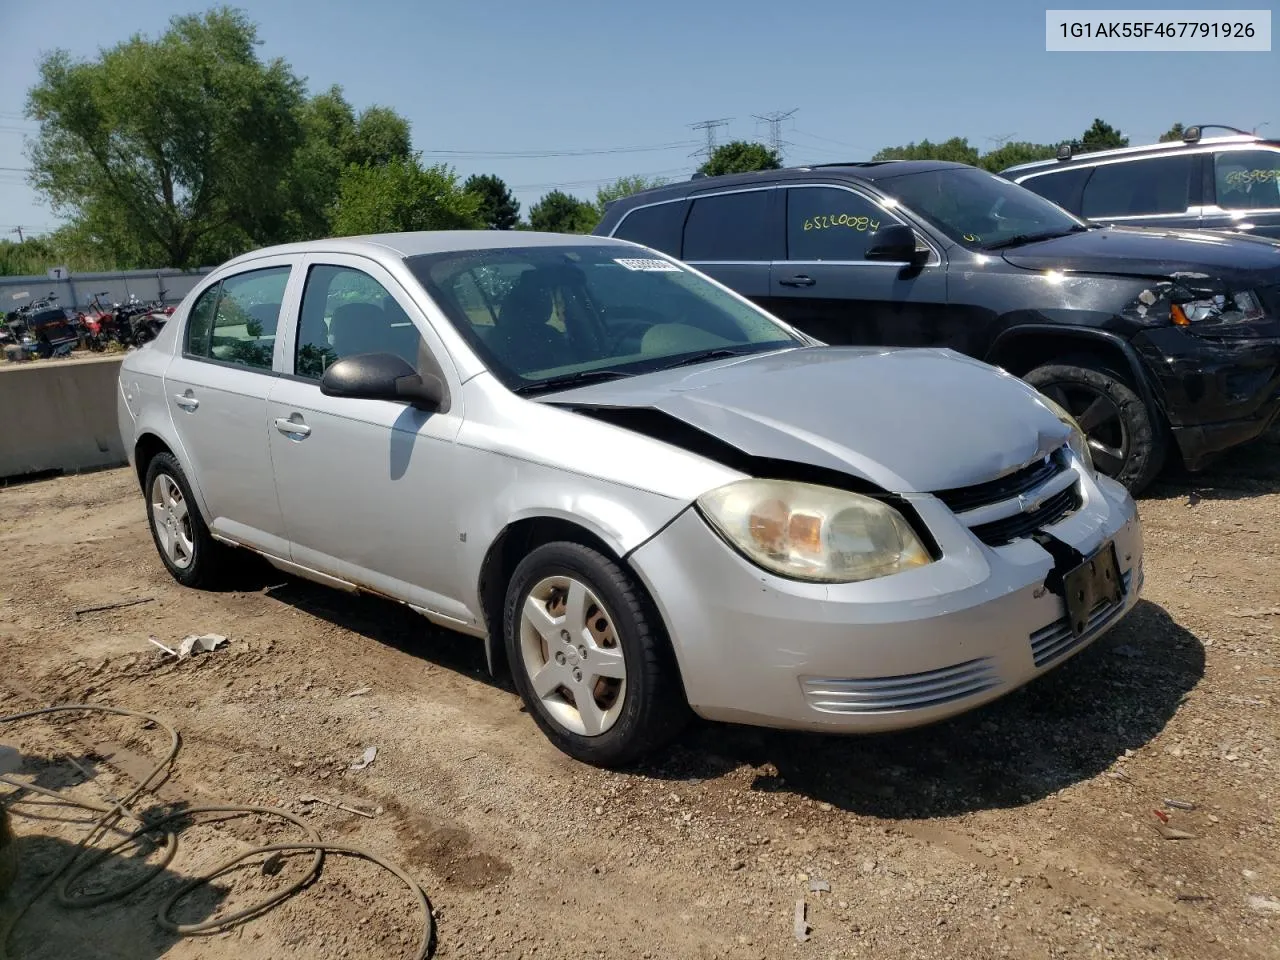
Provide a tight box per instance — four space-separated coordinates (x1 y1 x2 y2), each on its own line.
1076 118 1128 152
464 174 521 230
872 137 980 165
346 106 412 168
978 141 1058 172
285 87 414 240
698 141 783 176
331 156 481 235
528 190 599 234
25 7 307 267
595 174 667 216
1159 122 1186 143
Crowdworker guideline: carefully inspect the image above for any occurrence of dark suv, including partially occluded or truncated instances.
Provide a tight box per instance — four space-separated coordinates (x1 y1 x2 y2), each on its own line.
1002 126 1280 241
593 160 1280 493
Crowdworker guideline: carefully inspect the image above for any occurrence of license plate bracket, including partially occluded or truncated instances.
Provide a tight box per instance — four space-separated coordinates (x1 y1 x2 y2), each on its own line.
1063 540 1124 637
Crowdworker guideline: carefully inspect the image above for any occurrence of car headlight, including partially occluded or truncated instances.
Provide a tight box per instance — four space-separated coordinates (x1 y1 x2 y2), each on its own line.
696 479 933 583
1171 290 1265 328
1037 395 1095 476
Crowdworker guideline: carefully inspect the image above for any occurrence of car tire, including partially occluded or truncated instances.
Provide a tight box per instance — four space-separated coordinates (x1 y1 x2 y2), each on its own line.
143 452 229 589
1025 358 1166 494
503 541 689 767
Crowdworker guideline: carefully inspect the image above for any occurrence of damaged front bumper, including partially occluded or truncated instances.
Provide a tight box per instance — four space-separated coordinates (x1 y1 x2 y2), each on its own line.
1134 326 1280 470
627 469 1142 733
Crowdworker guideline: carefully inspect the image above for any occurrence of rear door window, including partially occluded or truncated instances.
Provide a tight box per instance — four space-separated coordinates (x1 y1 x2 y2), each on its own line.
611 200 687 256
184 283 220 358
682 190 771 261
208 266 291 370
1081 155 1194 218
1213 149 1280 210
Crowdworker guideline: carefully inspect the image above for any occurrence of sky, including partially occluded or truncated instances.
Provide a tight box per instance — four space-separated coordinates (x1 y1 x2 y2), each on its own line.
0 0 1276 239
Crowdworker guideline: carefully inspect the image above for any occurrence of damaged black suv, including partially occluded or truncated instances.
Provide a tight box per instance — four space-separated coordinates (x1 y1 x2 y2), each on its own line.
594 161 1280 493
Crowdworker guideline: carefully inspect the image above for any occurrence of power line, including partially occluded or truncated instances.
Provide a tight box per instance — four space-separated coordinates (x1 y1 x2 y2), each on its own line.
689 118 732 159
418 140 698 159
753 109 798 158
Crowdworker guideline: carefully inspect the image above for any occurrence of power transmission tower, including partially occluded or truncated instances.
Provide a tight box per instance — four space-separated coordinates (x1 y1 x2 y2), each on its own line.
690 118 732 159
986 132 1016 148
753 109 798 159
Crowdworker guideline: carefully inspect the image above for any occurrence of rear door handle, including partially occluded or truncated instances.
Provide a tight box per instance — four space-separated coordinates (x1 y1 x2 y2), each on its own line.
275 416 311 438
173 392 199 411
778 275 816 287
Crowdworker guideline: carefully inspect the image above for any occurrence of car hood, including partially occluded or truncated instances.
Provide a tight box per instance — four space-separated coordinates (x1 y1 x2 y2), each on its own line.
1001 225 1280 283
542 346 1071 493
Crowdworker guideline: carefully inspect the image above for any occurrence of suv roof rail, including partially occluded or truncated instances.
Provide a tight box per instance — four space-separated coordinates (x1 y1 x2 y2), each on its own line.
1182 123 1254 142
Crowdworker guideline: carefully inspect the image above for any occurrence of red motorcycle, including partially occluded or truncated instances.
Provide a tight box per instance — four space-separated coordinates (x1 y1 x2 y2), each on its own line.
76 292 115 351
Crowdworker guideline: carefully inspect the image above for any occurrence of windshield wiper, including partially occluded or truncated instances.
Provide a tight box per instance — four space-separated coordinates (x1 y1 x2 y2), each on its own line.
665 346 764 370
981 225 1088 251
512 368 635 396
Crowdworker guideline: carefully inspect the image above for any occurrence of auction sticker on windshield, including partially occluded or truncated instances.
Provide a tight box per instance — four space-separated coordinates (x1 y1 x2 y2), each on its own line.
614 258 681 272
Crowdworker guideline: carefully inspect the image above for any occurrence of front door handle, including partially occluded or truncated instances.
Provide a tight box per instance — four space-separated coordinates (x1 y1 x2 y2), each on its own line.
173 392 199 411
778 275 816 287
274 416 311 438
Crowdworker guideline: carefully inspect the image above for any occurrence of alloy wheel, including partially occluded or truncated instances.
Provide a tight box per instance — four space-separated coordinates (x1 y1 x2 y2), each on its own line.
1038 381 1128 476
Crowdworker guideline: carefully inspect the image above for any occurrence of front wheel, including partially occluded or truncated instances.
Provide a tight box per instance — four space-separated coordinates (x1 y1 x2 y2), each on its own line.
503 542 689 766
1025 359 1166 494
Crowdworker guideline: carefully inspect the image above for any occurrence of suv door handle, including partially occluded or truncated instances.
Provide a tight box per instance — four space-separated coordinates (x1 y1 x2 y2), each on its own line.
275 416 311 438
778 275 816 287
173 392 199 411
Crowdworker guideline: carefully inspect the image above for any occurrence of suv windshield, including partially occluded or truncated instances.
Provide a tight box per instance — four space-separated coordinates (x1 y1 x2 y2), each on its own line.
406 245 803 394
881 167 1088 251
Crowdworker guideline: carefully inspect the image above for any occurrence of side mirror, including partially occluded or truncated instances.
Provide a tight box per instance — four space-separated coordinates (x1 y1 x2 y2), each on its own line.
865 224 928 264
320 352 446 410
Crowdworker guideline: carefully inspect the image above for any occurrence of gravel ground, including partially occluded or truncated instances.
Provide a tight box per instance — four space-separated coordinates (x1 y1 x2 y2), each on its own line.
1 432 1278 960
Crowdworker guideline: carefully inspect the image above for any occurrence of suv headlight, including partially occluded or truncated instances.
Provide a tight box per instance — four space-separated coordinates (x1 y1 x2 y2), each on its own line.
1171 290 1265 328
697 479 932 583
1037 395 1095 476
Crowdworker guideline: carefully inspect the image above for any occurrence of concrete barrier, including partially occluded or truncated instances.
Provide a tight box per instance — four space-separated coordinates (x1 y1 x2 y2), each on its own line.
0 355 127 480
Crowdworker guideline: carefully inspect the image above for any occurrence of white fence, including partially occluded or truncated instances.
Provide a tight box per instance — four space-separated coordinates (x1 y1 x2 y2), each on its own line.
1 267 214 314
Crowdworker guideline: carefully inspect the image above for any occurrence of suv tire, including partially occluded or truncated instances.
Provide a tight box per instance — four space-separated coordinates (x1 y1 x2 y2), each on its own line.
504 541 689 766
1025 357 1166 493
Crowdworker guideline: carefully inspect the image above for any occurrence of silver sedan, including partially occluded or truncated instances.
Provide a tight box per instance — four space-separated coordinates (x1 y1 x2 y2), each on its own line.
117 231 1143 765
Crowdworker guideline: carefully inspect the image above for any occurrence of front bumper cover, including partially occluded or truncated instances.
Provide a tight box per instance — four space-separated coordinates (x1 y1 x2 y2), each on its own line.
627 470 1143 733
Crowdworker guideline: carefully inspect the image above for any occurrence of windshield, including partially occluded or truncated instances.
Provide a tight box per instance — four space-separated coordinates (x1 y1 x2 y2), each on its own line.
406 245 803 393
880 167 1087 250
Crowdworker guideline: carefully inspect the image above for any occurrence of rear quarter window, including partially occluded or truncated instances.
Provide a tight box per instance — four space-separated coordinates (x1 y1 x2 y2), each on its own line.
1018 166 1091 213
611 200 687 256
1081 155 1195 218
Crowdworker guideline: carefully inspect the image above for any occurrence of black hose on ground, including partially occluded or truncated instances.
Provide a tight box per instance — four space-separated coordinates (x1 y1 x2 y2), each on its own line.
0 702 435 960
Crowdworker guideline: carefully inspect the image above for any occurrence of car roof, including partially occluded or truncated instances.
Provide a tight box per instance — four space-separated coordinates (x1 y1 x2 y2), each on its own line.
604 160 973 208
1002 134 1279 177
219 230 637 271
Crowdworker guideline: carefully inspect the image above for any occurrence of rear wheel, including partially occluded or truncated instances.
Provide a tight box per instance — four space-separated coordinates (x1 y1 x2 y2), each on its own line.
503 542 689 766
1025 358 1166 493
144 452 229 588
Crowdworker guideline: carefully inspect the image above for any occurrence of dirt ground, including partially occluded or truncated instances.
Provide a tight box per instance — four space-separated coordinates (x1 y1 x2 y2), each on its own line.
2 433 1279 960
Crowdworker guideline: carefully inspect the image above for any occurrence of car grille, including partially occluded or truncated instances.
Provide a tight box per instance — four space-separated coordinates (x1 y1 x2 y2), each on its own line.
1030 568 1136 668
801 657 999 714
968 485 1082 547
933 447 1082 547
933 450 1065 514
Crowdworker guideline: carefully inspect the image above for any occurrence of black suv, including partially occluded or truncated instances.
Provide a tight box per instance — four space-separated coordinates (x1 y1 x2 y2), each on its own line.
593 160 1280 493
1002 125 1280 241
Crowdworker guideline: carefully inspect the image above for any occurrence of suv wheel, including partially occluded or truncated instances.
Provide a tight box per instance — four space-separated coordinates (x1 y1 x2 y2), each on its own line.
1025 358 1166 493
144 452 229 588
503 542 689 766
